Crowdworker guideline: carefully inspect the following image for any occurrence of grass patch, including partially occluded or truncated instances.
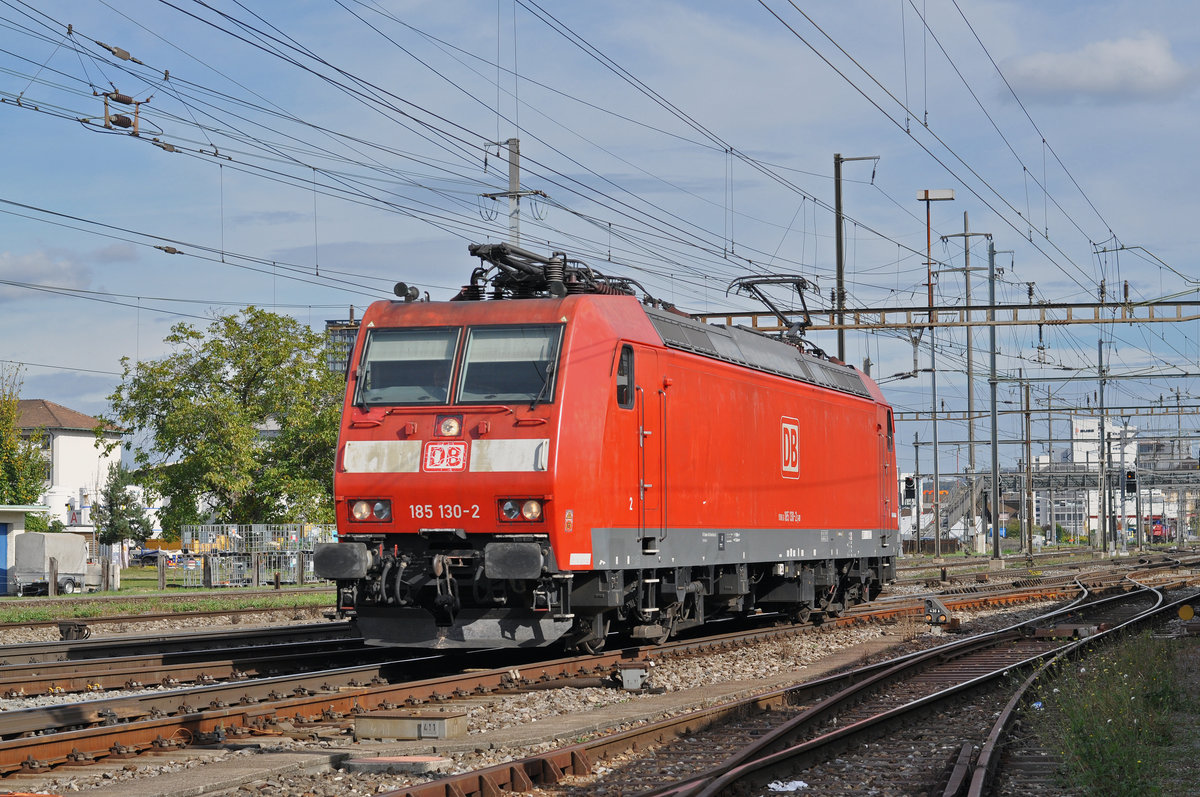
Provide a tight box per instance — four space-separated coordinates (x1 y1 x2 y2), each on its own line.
1029 631 1191 796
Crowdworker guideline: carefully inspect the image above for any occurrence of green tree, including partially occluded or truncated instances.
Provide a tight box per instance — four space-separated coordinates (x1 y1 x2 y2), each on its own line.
0 364 45 506
103 307 343 529
24 513 66 534
92 463 153 547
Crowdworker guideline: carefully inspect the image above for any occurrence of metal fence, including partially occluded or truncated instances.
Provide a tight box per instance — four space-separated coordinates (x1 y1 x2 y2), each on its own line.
178 524 336 587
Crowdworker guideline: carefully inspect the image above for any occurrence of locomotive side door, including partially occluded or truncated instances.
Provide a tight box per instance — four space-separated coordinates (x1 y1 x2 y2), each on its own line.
635 347 664 550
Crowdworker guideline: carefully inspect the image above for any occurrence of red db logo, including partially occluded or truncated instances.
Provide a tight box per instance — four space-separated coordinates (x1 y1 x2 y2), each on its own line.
423 440 468 472
781 417 800 479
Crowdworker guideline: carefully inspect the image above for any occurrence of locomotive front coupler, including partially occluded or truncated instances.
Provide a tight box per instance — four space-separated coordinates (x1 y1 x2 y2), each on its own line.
430 553 462 621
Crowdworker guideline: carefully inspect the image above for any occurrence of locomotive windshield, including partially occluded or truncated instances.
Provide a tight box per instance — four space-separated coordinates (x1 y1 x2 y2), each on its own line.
354 327 459 405
352 324 563 406
458 325 562 404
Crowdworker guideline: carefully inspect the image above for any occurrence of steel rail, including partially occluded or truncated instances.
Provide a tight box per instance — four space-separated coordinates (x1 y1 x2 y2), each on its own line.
0 621 354 665
0 636 372 696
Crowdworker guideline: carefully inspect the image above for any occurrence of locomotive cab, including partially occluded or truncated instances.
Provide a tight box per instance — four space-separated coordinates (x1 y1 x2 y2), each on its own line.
317 308 586 647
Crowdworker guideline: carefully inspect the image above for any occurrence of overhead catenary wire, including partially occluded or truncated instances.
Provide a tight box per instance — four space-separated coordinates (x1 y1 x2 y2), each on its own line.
0 1 1191 461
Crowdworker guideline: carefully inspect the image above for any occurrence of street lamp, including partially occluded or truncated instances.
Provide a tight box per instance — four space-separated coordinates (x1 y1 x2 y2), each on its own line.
917 189 954 558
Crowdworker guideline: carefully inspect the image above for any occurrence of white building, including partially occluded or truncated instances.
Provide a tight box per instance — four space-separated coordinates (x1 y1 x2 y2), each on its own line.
17 400 123 530
1071 416 1137 471
1068 416 1140 535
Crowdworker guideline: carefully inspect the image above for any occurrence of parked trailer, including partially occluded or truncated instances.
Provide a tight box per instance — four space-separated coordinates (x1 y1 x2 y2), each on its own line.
11 532 101 595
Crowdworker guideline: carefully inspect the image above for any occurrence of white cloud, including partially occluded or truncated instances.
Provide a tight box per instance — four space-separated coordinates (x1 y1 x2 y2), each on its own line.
91 243 139 263
0 250 93 302
1005 32 1196 104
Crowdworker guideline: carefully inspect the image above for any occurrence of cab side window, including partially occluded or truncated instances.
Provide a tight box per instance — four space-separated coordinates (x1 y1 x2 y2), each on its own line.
616 345 634 408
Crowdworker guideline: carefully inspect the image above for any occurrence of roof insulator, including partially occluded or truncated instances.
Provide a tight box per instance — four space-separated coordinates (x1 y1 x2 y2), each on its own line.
95 41 139 63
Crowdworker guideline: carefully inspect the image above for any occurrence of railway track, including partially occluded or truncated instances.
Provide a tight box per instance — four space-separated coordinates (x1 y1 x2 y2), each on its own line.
891 549 1191 587
0 634 377 697
0 621 353 665
383 576 1190 797
0 601 332 639
0 555 1114 701
1 558 1192 794
0 579 1088 780
0 575 1085 707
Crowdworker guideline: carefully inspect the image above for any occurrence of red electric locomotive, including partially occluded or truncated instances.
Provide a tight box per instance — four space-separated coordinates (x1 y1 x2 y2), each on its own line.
314 243 898 650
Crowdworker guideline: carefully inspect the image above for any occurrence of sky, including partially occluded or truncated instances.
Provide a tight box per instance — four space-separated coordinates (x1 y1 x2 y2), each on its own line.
1 0 1198 479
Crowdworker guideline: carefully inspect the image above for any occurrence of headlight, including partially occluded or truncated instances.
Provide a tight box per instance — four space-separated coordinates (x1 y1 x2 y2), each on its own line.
498 498 544 522
436 415 462 436
350 499 391 522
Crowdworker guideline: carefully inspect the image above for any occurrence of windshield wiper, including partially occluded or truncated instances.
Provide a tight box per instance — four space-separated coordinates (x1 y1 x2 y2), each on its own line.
529 361 555 409
355 363 370 410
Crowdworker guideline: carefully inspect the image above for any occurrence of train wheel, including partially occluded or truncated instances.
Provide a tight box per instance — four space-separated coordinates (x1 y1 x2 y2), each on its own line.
649 609 677 645
790 606 812 625
578 616 610 654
